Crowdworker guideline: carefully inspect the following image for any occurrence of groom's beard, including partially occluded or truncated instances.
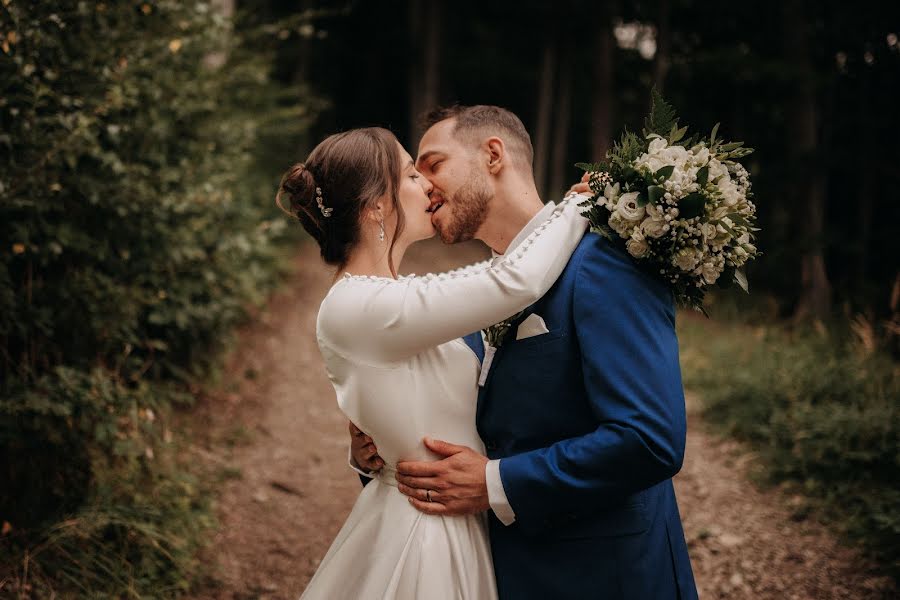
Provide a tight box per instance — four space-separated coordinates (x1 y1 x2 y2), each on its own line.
437 171 491 245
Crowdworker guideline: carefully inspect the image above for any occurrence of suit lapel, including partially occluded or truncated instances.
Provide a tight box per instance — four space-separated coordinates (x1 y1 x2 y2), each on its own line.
476 310 532 424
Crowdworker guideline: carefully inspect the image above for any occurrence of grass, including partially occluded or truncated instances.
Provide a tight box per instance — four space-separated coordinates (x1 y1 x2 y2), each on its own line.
677 309 900 581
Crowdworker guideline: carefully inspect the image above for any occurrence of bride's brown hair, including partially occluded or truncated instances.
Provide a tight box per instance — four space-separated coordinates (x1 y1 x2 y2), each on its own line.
276 127 406 275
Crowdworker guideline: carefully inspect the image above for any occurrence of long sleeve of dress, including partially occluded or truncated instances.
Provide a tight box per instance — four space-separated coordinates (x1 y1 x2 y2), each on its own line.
317 195 589 364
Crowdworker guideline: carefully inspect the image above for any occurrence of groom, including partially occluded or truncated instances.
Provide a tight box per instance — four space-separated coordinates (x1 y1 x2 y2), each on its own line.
350 105 698 599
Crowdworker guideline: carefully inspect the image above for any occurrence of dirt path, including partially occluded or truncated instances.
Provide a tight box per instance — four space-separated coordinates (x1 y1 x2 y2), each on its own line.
190 240 893 600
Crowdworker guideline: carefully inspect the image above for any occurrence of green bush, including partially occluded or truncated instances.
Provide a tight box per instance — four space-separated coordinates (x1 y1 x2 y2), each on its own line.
679 315 900 580
0 1 316 595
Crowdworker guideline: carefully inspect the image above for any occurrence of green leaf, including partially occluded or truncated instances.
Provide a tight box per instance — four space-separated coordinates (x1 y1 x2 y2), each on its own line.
636 192 648 207
654 165 675 181
718 141 744 151
591 224 615 241
669 124 688 145
643 88 679 137
710 122 720 145
648 185 665 205
718 267 736 289
696 165 709 186
679 192 707 219
575 162 601 172
735 269 749 293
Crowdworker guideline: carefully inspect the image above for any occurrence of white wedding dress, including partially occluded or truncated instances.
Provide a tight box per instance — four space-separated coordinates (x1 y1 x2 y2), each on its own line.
300 196 588 599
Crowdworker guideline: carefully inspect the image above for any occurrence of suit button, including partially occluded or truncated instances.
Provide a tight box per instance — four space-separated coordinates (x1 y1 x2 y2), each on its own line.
485 441 498 451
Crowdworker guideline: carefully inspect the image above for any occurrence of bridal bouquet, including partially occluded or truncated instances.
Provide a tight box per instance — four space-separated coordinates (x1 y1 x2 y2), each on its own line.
577 91 759 313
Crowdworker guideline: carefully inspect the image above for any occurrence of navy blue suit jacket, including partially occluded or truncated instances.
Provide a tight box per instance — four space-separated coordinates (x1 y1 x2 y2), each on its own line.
465 232 698 599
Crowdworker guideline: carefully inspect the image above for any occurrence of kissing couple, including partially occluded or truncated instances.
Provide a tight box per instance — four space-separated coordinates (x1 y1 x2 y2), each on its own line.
277 105 698 599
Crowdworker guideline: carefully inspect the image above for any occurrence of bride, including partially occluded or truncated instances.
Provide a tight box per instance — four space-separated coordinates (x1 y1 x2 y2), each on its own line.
276 126 587 599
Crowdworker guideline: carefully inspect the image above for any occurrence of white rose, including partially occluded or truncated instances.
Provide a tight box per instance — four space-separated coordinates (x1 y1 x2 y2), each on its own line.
719 181 739 206
673 248 702 272
645 157 667 172
626 231 650 258
701 261 721 285
648 137 668 154
692 147 710 165
641 216 667 239
608 212 632 238
702 223 718 240
616 191 645 222
707 159 728 182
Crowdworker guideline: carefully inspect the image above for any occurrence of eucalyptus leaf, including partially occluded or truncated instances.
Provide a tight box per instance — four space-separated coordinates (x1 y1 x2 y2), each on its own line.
735 269 749 293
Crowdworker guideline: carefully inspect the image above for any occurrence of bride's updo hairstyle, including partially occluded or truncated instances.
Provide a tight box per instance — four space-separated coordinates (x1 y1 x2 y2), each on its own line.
276 127 406 273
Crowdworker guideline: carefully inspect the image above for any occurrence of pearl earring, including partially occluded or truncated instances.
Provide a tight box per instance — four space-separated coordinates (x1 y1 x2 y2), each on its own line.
379 219 385 242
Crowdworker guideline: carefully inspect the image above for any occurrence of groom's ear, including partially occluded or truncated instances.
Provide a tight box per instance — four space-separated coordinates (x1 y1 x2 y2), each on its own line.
484 137 505 176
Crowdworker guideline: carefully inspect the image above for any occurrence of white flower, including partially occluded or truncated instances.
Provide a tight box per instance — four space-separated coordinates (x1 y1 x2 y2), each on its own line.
604 182 621 201
719 180 740 206
608 212 633 238
615 191 645 222
626 231 650 258
692 147 710 166
708 158 728 182
648 137 668 154
641 218 667 239
673 248 702 272
700 260 722 285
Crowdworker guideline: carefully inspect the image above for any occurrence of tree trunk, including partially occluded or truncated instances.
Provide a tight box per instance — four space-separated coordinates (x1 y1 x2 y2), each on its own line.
653 0 671 93
533 36 557 196
857 65 873 286
408 1 442 144
786 0 831 320
292 0 315 85
549 40 573 200
591 8 614 161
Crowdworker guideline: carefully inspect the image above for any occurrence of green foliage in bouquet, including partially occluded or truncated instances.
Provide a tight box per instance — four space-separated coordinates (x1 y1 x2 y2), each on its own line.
576 90 759 314
0 1 319 595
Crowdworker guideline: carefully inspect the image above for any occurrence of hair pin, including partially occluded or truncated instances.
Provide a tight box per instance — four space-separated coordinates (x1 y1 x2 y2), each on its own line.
316 186 333 217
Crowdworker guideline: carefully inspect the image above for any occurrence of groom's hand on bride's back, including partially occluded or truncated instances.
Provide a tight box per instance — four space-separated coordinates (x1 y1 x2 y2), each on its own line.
396 438 490 516
349 421 383 472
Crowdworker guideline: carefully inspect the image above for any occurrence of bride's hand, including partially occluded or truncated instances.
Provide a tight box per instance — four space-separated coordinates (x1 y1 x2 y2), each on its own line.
567 172 592 196
350 421 383 473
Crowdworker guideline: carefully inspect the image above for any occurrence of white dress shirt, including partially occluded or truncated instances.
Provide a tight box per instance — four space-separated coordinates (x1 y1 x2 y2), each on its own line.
484 200 564 525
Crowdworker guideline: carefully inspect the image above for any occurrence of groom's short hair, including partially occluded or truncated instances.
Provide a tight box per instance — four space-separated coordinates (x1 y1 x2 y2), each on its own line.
422 105 534 173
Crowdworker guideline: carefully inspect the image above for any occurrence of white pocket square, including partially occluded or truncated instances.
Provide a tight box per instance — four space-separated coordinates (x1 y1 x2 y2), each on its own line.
516 314 550 340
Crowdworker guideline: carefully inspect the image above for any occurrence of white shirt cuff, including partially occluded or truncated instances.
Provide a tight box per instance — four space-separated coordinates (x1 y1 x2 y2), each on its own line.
348 444 374 479
485 459 516 525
